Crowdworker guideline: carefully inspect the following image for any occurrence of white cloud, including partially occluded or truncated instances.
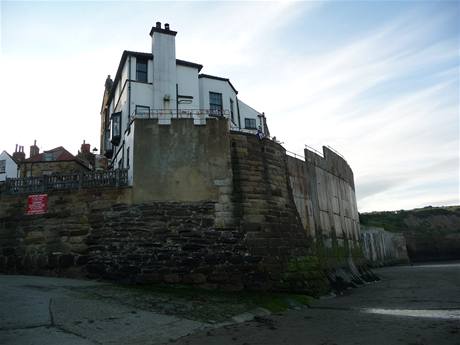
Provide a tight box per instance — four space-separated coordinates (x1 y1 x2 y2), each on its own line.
1 1 458 212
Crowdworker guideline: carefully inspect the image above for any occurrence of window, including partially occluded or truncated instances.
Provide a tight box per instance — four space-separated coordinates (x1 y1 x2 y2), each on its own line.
245 118 257 129
209 92 223 115
0 160 5 174
126 147 130 169
111 112 122 146
136 58 148 82
135 105 150 118
43 152 54 161
230 99 234 123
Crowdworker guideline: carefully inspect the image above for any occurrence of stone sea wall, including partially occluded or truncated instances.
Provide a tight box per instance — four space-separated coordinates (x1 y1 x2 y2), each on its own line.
286 147 362 269
0 119 370 293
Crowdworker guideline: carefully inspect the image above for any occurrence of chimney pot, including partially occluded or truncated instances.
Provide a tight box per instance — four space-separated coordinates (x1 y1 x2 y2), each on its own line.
165 23 170 30
156 21 161 28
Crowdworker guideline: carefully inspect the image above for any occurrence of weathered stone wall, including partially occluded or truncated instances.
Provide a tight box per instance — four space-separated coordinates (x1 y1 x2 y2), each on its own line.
229 132 326 293
0 188 132 277
0 126 366 293
286 147 362 271
132 117 233 205
361 226 410 266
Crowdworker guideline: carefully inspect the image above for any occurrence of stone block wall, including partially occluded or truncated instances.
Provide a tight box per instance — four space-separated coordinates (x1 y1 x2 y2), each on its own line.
0 124 365 294
229 133 327 293
286 147 362 270
0 188 132 277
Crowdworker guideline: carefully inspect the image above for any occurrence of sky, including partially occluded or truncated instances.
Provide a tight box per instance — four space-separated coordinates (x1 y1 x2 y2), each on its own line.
1 1 459 212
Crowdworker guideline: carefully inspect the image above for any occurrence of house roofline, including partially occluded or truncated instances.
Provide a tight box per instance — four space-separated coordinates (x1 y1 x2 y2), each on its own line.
1 150 18 164
106 50 204 107
198 74 239 95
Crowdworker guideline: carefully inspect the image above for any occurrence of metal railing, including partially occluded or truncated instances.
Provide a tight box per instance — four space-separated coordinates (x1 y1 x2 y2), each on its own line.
130 108 230 122
1 169 128 195
325 145 347 162
305 145 324 157
286 150 305 160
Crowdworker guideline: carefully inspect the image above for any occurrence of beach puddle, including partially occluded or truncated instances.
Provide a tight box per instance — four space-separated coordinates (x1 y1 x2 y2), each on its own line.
364 308 460 319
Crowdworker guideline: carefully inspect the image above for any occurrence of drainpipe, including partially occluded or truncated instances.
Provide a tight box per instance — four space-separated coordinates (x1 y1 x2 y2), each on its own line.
236 96 241 129
176 83 179 117
128 56 131 121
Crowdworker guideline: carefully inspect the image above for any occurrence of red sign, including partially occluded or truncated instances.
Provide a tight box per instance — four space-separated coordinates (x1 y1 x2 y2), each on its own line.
26 194 48 215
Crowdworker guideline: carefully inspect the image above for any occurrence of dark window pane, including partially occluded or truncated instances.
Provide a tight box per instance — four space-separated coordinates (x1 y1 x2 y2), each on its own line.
209 92 223 115
136 59 148 82
245 118 257 129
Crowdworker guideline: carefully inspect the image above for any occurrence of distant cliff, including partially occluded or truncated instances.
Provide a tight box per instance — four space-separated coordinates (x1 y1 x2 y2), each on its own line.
360 206 460 262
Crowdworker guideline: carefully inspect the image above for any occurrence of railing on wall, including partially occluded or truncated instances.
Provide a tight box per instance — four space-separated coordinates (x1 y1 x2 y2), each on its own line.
286 150 305 160
1 169 128 195
130 108 230 121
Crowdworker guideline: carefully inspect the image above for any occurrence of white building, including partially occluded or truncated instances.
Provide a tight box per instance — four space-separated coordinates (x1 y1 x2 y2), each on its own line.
100 22 269 168
0 150 19 182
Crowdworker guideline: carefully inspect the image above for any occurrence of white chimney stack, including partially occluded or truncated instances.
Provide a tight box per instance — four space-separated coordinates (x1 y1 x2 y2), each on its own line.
150 21 177 110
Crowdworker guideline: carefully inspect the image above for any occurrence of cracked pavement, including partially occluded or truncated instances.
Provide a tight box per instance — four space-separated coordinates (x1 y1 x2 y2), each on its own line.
0 276 206 345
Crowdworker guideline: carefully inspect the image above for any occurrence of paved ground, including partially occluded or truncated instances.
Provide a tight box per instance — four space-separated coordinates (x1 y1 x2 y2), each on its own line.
0 276 208 345
1 262 459 345
174 262 460 345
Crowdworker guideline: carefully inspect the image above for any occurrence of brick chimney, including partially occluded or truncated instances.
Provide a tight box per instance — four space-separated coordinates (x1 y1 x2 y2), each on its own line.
12 144 25 162
30 140 39 158
150 21 177 110
81 140 91 153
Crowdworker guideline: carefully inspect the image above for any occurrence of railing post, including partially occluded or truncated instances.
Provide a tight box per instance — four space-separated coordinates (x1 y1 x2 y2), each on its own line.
79 172 83 190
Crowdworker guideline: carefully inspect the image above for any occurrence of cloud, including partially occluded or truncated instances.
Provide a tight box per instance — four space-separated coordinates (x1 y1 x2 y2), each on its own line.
0 1 458 212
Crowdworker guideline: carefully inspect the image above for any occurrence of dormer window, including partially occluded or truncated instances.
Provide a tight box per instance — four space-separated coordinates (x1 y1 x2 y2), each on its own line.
111 112 122 146
136 58 148 82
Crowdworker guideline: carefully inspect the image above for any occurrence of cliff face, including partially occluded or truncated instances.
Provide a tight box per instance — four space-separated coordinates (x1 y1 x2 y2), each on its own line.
360 206 460 262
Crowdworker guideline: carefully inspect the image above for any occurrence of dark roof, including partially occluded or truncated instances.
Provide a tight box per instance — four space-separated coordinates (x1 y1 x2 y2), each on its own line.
198 74 238 95
24 147 90 169
26 146 74 162
107 50 203 105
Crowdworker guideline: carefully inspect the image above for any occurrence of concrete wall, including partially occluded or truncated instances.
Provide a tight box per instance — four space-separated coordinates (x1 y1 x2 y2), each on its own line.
361 226 410 266
131 117 233 204
286 147 362 269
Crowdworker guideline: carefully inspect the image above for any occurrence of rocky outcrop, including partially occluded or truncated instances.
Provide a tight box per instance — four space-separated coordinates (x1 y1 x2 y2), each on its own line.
360 206 460 262
361 226 409 266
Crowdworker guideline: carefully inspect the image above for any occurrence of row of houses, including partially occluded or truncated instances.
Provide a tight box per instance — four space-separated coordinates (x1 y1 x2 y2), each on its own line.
0 141 103 182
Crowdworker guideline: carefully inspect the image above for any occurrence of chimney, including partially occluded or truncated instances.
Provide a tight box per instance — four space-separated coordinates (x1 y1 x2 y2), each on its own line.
81 140 91 153
149 21 177 110
30 140 39 158
12 144 25 162
104 75 113 91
